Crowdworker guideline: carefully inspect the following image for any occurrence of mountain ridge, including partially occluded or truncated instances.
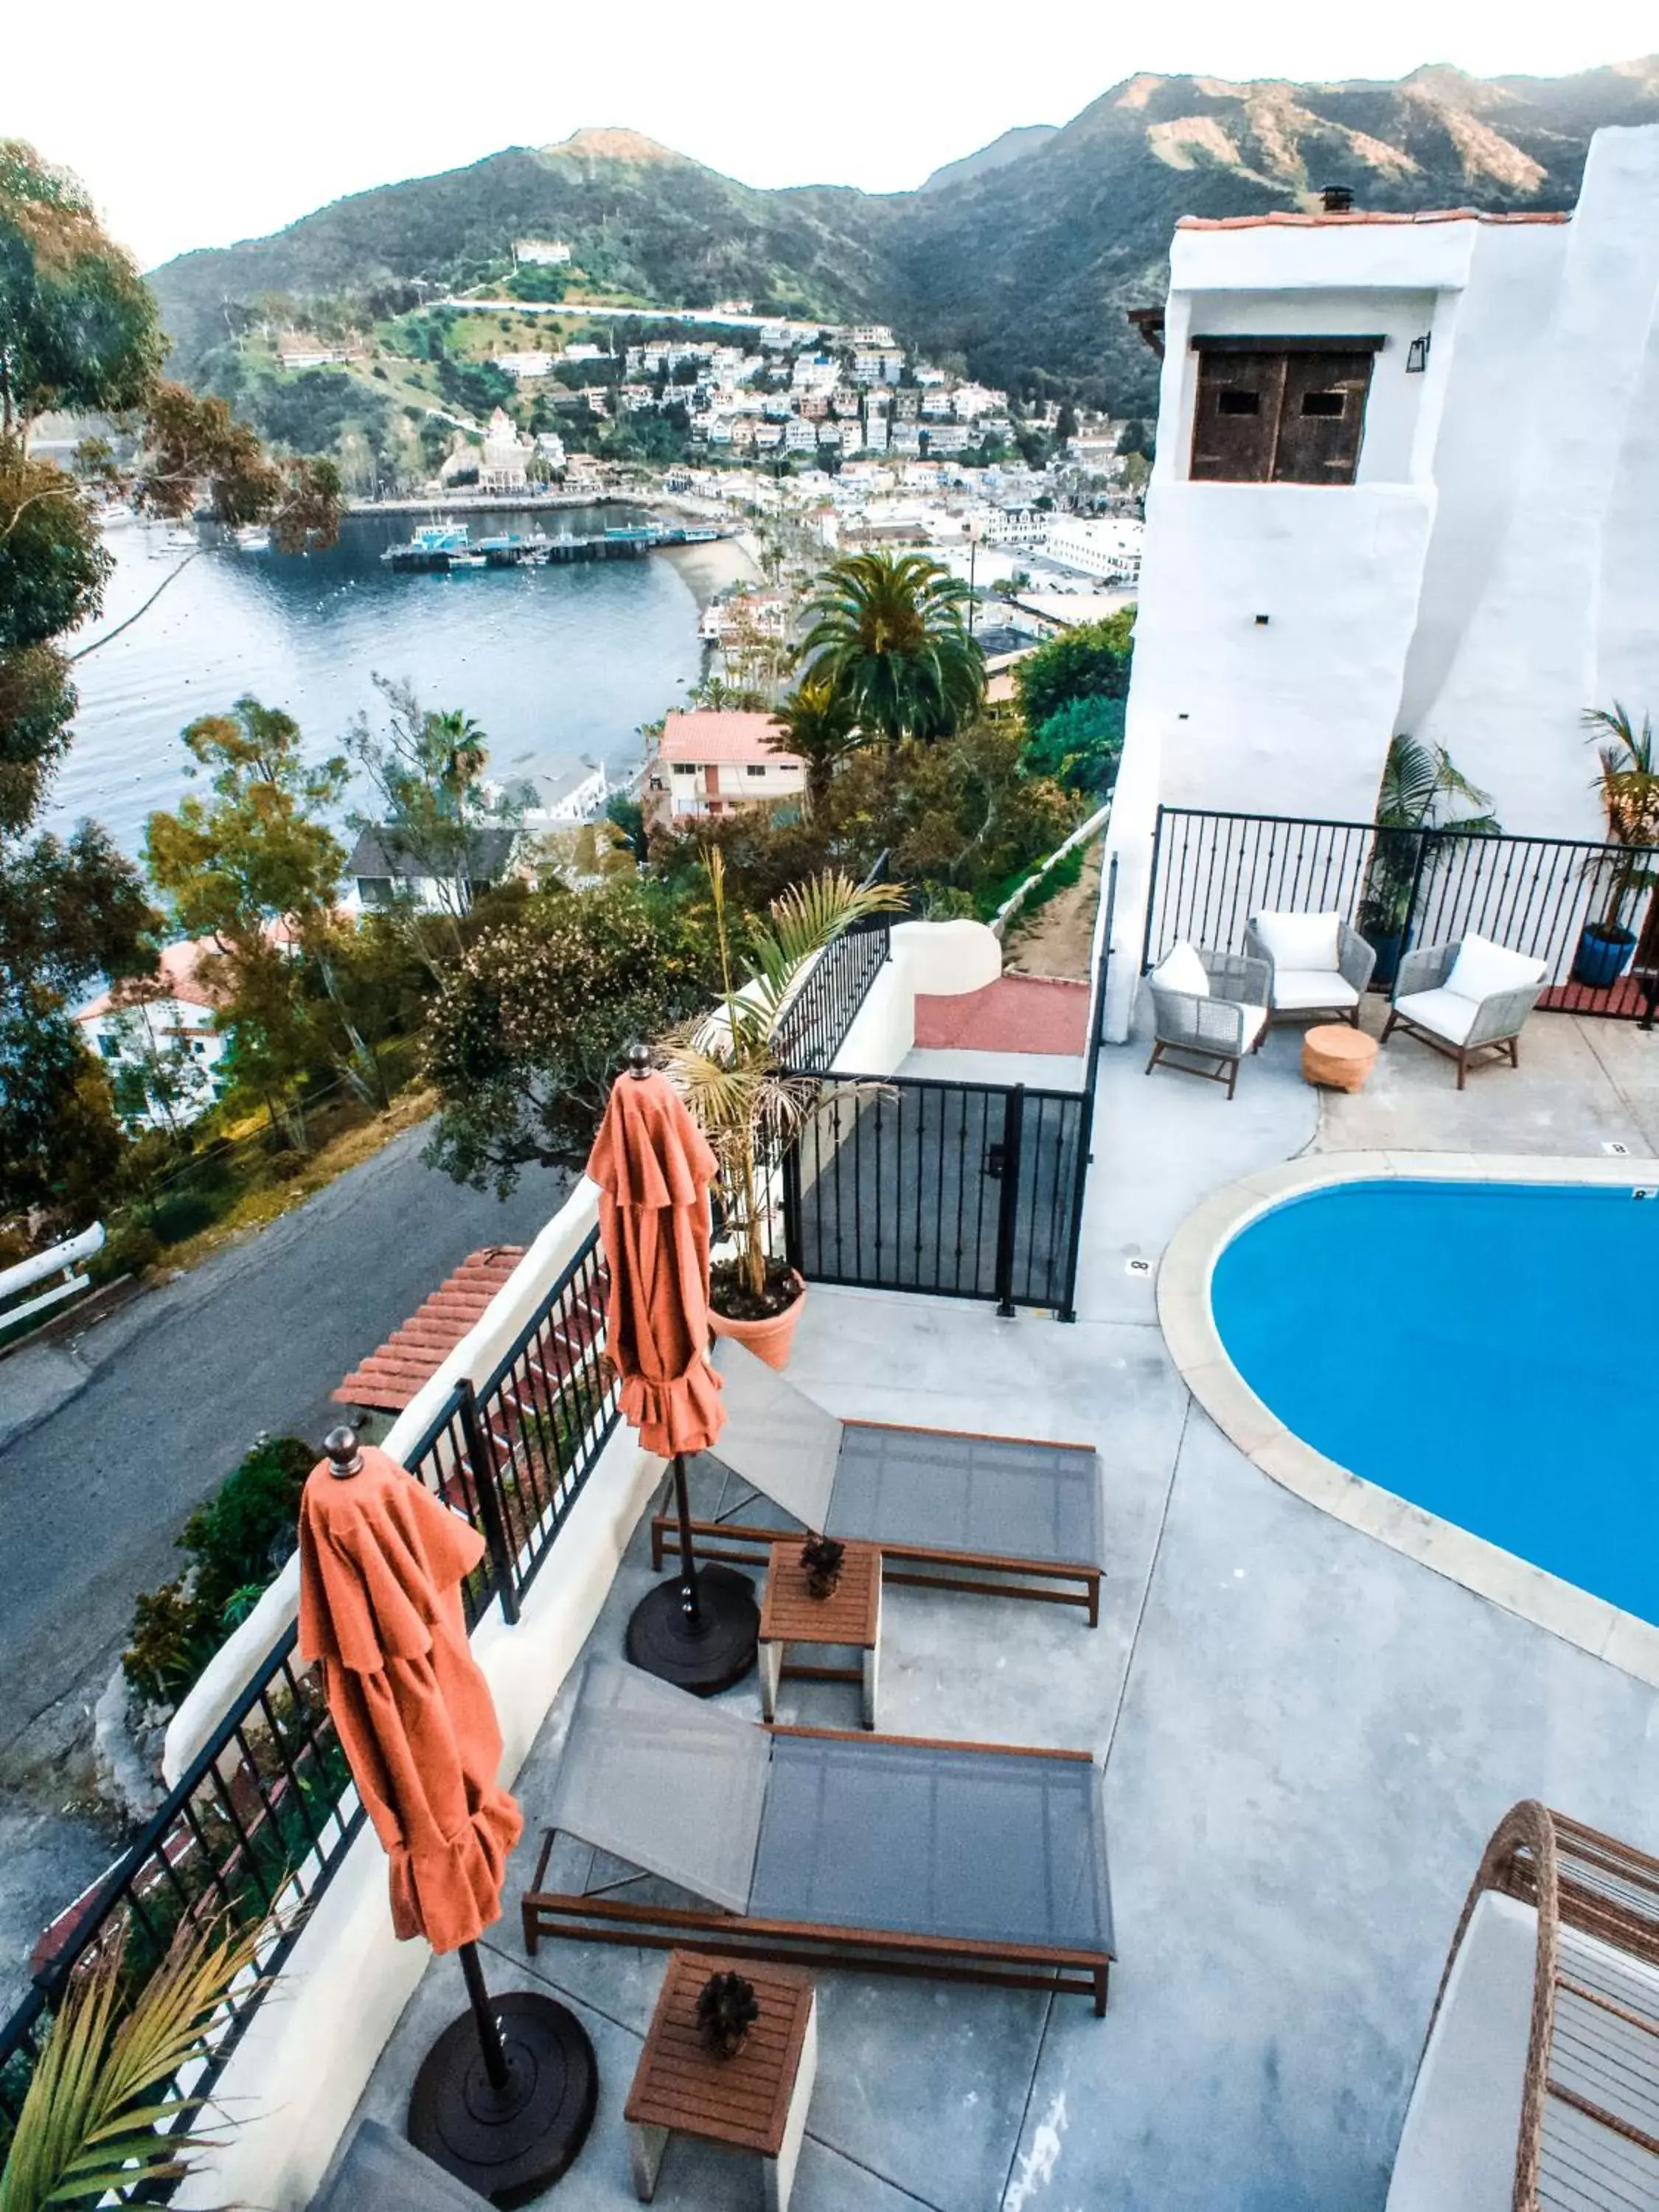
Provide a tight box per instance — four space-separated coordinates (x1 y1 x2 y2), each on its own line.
148 58 1659 417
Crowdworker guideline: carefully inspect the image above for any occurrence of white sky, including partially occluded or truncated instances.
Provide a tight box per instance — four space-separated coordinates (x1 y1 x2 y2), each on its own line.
13 0 1658 268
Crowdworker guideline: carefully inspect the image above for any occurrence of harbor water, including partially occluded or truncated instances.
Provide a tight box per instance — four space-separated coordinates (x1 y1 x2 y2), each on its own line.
51 506 718 858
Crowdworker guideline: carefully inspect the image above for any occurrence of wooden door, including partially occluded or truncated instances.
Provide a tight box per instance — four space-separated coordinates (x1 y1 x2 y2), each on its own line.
1271 352 1374 484
1189 352 1285 482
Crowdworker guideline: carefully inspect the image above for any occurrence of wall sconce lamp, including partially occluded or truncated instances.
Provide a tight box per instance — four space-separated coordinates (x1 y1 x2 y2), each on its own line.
1406 335 1431 375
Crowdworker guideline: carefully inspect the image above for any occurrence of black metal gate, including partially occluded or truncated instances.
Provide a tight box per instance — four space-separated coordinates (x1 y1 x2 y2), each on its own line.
1144 806 1659 1021
783 1075 1085 1314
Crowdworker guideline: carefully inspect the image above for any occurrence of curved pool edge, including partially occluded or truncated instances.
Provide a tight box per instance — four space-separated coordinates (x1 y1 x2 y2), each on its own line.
1158 1150 1659 1691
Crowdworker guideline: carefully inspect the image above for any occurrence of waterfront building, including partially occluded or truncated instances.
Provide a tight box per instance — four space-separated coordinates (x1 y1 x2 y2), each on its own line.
486 759 609 828
346 825 523 914
479 408 534 493
644 709 805 827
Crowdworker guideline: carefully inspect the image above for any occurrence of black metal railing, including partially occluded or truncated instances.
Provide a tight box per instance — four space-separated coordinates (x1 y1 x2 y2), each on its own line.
402 1224 619 1627
1144 806 1659 1020
0 1622 361 2180
772 850 896 1072
0 1220 622 2190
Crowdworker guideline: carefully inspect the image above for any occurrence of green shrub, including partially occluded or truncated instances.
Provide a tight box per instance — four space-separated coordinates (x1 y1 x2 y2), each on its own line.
150 1191 218 1245
85 1218 161 1285
122 1435 315 1707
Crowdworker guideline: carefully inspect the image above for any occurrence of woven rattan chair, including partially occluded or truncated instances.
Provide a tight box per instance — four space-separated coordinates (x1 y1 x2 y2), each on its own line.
1388 1800 1659 2211
1245 911 1376 1028
1146 947 1270 1102
1381 936 1546 1089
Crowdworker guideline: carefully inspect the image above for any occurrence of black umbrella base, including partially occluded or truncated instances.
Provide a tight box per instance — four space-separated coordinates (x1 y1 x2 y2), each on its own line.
626 1565 759 1694
408 1991 597 2208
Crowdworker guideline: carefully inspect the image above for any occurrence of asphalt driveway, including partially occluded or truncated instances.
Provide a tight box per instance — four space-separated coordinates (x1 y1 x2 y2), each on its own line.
0 1124 568 1761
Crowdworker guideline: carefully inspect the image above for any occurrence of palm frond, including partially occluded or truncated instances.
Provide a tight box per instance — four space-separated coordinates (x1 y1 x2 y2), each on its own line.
0 1917 268 2212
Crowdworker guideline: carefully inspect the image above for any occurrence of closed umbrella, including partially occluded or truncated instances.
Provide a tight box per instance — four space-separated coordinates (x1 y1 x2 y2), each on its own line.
587 1043 758 1694
299 1427 596 2205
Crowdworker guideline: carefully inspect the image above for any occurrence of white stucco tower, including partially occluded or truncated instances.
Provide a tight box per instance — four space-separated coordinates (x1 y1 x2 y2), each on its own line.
1105 125 1659 1037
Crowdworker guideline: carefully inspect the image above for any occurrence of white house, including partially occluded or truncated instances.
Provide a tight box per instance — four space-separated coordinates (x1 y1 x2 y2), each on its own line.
644 710 805 827
347 825 522 914
485 759 609 828
75 941 232 1130
493 352 555 380
1104 123 1659 1037
1043 515 1144 582
514 237 571 266
479 408 533 493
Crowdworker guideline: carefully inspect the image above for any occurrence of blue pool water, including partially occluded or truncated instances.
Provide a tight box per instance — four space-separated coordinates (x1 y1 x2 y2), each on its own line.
1211 1180 1659 1624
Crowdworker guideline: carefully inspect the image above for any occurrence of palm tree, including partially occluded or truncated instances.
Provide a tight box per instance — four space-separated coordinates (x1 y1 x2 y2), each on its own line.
1360 734 1498 972
801 551 984 746
664 853 907 1312
0 1916 265 2212
1583 703 1659 939
768 675 865 813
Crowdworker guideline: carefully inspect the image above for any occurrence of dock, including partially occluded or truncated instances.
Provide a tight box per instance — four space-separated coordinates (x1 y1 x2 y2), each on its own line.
381 523 726 574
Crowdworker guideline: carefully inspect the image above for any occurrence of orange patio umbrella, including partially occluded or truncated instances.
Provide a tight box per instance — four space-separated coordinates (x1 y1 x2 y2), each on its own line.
299 1429 596 2203
587 1043 758 1694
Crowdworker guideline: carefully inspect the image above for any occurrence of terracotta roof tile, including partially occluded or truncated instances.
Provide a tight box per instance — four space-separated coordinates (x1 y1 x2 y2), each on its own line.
333 1245 527 1413
658 709 804 769
1176 208 1570 230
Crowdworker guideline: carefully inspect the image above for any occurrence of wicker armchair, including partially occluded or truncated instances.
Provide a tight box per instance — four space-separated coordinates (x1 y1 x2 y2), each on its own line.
1245 911 1377 1028
1146 947 1270 1102
1381 936 1546 1089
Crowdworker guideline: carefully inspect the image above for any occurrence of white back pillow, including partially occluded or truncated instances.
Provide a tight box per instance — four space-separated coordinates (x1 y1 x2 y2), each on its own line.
1154 939 1209 998
1444 932 1545 1002
1251 911 1342 973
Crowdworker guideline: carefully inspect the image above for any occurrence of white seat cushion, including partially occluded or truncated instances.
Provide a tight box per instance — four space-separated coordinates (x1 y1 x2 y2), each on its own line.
1444 932 1545 1004
1271 968 1360 1012
1153 939 1209 998
1252 911 1342 973
1394 987 1479 1045
1237 1002 1268 1051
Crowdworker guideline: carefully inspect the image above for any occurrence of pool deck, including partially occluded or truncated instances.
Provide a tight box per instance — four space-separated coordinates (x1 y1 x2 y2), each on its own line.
330 1001 1659 2211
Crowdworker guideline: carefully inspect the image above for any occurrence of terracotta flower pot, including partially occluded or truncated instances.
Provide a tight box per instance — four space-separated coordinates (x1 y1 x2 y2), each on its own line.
709 1273 806 1371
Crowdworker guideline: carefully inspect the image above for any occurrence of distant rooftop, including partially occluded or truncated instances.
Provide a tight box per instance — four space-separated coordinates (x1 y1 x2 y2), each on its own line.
658 708 801 768
348 824 518 881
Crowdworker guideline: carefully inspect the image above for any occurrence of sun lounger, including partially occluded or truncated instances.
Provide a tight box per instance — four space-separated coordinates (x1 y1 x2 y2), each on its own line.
649 1338 1105 1623
521 1660 1114 2013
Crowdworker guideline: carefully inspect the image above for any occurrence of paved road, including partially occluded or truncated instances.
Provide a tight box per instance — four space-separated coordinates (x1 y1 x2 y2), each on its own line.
0 1124 568 1761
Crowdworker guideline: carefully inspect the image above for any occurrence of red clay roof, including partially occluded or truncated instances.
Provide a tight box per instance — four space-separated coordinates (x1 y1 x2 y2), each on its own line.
76 939 226 1023
1177 209 1570 230
333 1246 528 1413
659 709 804 769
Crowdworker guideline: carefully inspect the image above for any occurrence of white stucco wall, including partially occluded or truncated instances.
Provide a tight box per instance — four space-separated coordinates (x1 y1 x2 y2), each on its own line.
831 918 1002 1076
1414 128 1659 837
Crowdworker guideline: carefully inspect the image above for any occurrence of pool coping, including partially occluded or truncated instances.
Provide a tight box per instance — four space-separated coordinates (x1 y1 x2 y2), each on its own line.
1159 1150 1659 1691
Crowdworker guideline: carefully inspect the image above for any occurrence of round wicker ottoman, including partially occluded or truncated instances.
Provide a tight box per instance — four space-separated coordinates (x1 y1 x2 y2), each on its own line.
1301 1023 1378 1091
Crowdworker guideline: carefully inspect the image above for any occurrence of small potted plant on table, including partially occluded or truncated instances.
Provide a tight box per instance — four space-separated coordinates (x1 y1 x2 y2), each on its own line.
666 852 905 1371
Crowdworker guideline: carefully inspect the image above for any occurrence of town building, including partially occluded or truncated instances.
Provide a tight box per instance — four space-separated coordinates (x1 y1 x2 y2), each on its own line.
513 237 571 265
346 825 522 914
492 352 554 380
478 408 534 493
484 759 609 829
1043 515 1144 582
644 709 805 826
276 336 350 370
74 941 232 1129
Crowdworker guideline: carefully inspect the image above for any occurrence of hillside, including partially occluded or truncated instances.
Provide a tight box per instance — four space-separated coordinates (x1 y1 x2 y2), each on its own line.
920 125 1060 193
150 58 1659 419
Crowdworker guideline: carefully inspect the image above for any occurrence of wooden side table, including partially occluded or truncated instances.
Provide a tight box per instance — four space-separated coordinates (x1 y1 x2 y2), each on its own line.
1301 1023 1379 1092
625 1952 818 2211
758 1540 881 1729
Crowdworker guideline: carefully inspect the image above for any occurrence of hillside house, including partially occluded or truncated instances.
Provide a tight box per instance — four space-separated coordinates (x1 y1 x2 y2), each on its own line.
479 408 533 492
485 759 609 828
74 941 232 1129
644 709 804 827
1105 121 1659 1037
513 237 571 265
347 825 521 914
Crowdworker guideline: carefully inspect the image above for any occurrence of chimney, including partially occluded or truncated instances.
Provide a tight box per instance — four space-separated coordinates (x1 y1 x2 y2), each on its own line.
1320 185 1354 215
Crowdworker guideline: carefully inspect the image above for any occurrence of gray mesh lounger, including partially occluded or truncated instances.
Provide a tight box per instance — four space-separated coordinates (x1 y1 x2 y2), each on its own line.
522 1660 1114 2013
649 1338 1107 1624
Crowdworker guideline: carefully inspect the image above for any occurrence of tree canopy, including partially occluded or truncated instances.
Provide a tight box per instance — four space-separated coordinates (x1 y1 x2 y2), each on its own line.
1013 609 1135 734
801 551 983 745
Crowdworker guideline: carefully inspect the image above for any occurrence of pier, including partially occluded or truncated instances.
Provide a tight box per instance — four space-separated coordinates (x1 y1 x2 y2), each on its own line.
380 522 727 574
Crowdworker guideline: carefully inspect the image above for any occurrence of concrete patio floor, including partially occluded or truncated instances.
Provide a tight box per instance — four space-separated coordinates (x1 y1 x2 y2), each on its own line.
330 1007 1659 2211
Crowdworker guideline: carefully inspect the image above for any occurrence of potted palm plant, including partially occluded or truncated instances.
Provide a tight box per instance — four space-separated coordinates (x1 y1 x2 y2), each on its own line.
664 852 906 1371
1573 705 1659 990
1359 735 1498 990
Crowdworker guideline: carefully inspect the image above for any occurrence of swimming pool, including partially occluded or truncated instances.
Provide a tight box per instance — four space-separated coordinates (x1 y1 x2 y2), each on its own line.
1211 1178 1659 1626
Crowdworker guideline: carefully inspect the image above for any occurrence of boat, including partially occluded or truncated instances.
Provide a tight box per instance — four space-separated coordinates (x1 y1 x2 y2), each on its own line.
232 524 271 552
381 520 480 572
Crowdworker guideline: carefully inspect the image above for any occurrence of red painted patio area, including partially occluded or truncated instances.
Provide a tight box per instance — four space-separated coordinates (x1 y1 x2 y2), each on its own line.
914 975 1091 1055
